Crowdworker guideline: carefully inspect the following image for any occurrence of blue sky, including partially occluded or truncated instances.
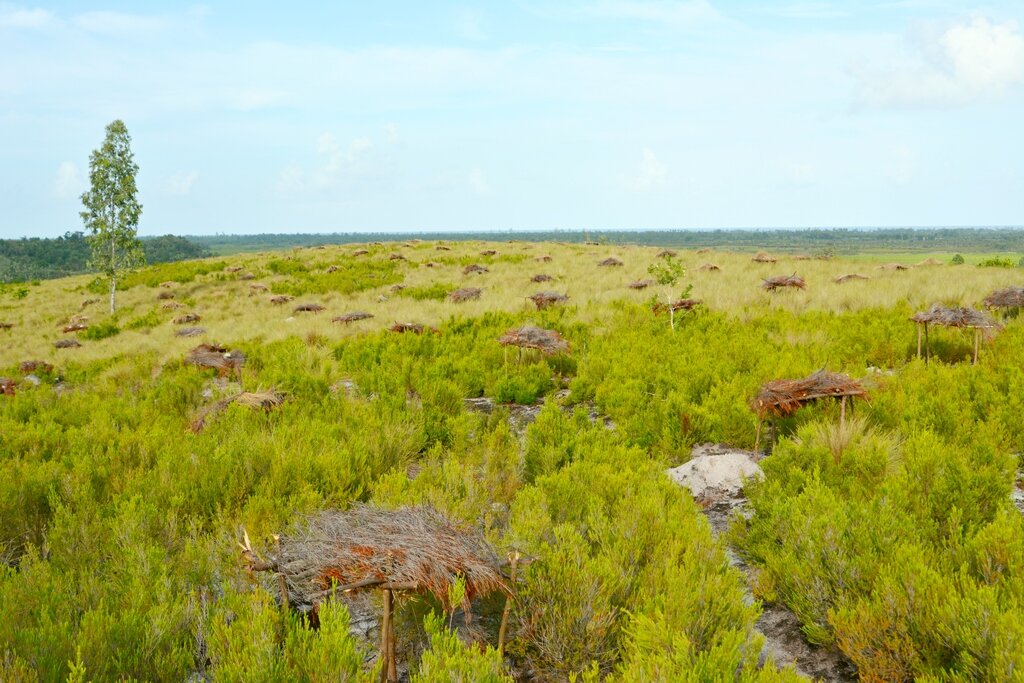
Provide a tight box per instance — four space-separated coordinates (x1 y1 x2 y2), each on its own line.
1 1 1023 237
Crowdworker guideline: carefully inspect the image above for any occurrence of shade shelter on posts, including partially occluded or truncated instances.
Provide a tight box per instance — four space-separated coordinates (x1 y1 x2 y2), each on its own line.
910 304 999 365
752 369 867 448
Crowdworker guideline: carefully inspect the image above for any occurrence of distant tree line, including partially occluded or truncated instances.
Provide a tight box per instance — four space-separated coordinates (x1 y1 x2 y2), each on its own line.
0 232 210 283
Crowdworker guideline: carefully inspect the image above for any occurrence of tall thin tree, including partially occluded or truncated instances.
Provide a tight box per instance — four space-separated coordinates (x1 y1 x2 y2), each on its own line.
80 119 144 313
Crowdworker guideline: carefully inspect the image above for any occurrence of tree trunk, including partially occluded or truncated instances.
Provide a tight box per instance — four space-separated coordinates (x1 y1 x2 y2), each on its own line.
109 274 116 313
110 237 117 313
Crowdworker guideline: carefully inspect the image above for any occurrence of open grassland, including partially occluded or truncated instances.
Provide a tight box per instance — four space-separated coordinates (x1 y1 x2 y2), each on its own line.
2 240 1024 681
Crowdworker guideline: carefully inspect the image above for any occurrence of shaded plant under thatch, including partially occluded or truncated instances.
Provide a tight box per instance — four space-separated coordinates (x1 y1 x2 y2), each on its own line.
185 344 246 376
834 274 869 284
332 311 374 325
656 249 677 259
529 292 569 310
463 264 489 275
531 274 553 283
984 286 1024 310
598 257 623 267
270 295 295 305
54 339 81 349
176 327 206 338
698 263 721 272
762 274 806 291
242 505 507 611
448 287 482 303
173 313 201 325
753 369 867 420
653 298 702 315
628 279 655 290
20 361 53 375
190 389 284 432
0 378 15 396
293 303 325 314
752 252 777 263
499 325 569 355
877 263 910 271
389 322 436 335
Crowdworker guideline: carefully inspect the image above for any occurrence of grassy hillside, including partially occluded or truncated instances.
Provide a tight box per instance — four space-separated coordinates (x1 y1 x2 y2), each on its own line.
2 240 1024 681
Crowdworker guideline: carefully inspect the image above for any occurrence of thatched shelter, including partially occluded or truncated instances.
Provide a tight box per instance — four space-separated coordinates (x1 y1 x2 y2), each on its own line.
435 245 452 251
753 370 867 446
598 257 623 267
162 301 185 310
225 265 243 273
656 249 677 259
389 253 406 261
240 505 508 683
762 274 806 291
0 378 15 396
752 252 777 263
917 258 943 267
910 304 1000 364
176 327 206 338
698 263 721 272
499 325 569 355
332 311 374 325
20 360 53 375
270 295 295 305
157 291 175 300
528 292 569 310
191 389 284 432
984 286 1024 311
62 321 88 333
249 283 270 295
0 322 13 331
653 298 702 315
833 274 869 284
294 303 325 314
448 287 482 303
628 279 655 290
185 344 245 377
877 263 910 271
531 274 553 283
173 313 202 325
480 249 497 256
352 249 370 256
463 264 489 275
535 255 552 262
389 322 435 335
54 339 80 349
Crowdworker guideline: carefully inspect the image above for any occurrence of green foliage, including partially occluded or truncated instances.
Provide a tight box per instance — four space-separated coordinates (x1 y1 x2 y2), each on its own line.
398 282 454 301
124 310 161 331
80 320 121 341
412 612 512 682
977 257 1017 268
270 258 403 296
647 255 685 287
951 253 965 265
119 260 227 289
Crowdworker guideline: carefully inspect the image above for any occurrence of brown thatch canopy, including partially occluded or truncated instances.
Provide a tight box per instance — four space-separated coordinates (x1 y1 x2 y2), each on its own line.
157 291 175 300
984 286 1024 310
531 273 553 283
752 252 777 263
499 325 569 355
833 274 869 284
628 279 655 290
191 389 284 433
762 274 806 291
162 301 185 310
294 303 325 314
270 295 295 305
390 322 436 334
463 264 489 275
598 257 624 267
535 255 552 262
351 249 370 256
448 287 482 303
176 327 207 338
173 313 202 325
917 258 943 267
480 249 497 256
698 263 721 272
877 263 910 271
910 304 998 329
332 311 374 324
185 344 245 375
656 249 678 259
653 298 702 315
54 339 81 349
242 505 507 613
528 292 569 310
0 378 15 396
0 322 13 331
20 360 53 375
753 370 867 419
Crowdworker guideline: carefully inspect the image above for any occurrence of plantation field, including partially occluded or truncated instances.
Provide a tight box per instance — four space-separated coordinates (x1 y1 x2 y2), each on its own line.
2 240 1024 681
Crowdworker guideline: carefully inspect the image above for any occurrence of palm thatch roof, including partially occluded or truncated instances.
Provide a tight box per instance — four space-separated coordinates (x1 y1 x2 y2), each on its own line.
762 274 806 291
628 279 655 290
656 249 678 259
598 257 624 267
294 303 326 314
332 311 374 324
653 298 702 315
877 263 910 271
753 370 867 419
531 274 553 283
0 378 15 396
191 389 285 433
54 339 81 349
176 327 206 338
185 344 245 375
698 263 721 272
173 313 202 325
270 295 295 305
833 274 869 284
528 292 569 310
389 322 436 334
463 264 489 275
448 287 482 303
20 361 53 375
983 286 1024 309
241 505 507 613
910 304 999 329
752 252 777 263
498 325 569 355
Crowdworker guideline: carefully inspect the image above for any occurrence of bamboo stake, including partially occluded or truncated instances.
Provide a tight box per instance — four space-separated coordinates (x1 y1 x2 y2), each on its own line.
273 535 288 611
840 396 846 430
973 328 980 365
916 323 922 358
386 589 397 683
498 552 520 654
379 589 391 683
754 419 762 451
924 323 930 365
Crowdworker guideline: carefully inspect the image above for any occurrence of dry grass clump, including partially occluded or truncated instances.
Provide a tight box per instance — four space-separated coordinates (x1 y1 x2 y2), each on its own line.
834 273 870 284
877 263 910 271
656 249 677 259
793 254 812 261
696 247 712 254
20 360 53 374
62 321 88 333
463 264 489 275
162 301 185 310
752 252 777 263
910 304 998 329
270 295 294 305
0 378 16 396
332 311 374 325
293 303 325 314
0 322 12 331
480 249 497 256
79 298 99 310
628 279 655 290
389 253 406 261
435 245 451 251
653 298 702 314
243 505 506 611
184 344 245 376
175 327 206 338
698 263 721 272
753 369 867 419
352 249 369 257
173 313 202 325
983 286 1024 310
531 274 553 283
390 284 406 293
326 265 339 273
529 292 569 310
917 258 943 266
239 272 256 281
159 281 176 288
389 322 436 334
225 265 243 273
499 325 569 355
448 287 482 303
598 257 624 267
535 255 552 262
423 261 440 268
157 291 175 300
191 389 285 433
54 339 81 349
762 274 807 291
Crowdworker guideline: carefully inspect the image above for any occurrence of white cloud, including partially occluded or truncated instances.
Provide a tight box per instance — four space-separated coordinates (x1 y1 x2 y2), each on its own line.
759 3 848 19
455 10 487 42
623 148 667 191
167 170 199 195
582 0 723 26
889 145 915 184
0 6 55 29
280 134 377 193
53 161 84 199
73 10 167 35
854 16 1024 107
468 168 492 196
384 123 400 144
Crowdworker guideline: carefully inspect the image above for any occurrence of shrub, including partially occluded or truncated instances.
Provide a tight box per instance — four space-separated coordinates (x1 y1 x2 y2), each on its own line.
80 320 121 340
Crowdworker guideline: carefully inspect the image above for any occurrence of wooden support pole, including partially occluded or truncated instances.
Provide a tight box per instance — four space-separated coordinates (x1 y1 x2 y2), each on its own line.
273 535 288 611
924 323 930 365
916 323 922 358
973 328 980 365
379 589 391 683
840 396 847 430
386 589 397 683
498 552 520 654
754 419 762 451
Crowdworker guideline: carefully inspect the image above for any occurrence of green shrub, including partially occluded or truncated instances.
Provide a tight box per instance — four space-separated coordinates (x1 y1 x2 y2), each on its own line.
398 282 453 301
80 320 120 340
978 257 1016 268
